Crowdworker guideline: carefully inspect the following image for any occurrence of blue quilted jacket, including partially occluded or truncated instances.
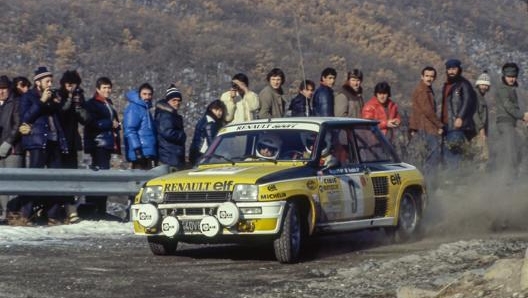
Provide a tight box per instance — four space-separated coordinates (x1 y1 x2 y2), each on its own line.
123 90 157 162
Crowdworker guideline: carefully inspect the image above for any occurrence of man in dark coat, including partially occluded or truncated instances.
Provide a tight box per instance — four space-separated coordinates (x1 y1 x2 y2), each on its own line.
288 80 315 117
440 59 477 169
58 70 89 169
56 70 90 224
18 66 69 225
0 75 24 222
82 76 121 220
155 85 186 170
313 67 337 116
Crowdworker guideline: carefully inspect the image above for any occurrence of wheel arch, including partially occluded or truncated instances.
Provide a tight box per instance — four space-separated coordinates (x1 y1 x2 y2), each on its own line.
395 183 425 218
285 195 315 236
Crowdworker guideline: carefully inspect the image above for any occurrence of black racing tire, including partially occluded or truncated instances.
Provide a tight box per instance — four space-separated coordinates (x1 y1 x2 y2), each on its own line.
273 201 302 263
147 236 178 255
387 190 421 243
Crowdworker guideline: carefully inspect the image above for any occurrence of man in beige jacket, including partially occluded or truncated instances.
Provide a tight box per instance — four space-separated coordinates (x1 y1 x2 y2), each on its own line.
258 68 287 119
334 69 364 118
220 73 259 124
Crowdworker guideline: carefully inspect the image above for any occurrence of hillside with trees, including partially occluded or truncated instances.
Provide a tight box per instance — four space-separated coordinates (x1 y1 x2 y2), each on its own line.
1 0 527 144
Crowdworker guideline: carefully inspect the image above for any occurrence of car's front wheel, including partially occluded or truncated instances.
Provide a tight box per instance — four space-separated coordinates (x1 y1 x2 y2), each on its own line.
147 236 178 255
387 190 421 243
273 201 302 263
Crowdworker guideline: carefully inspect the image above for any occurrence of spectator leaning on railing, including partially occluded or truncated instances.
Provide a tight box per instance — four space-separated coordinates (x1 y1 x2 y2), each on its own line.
0 75 24 222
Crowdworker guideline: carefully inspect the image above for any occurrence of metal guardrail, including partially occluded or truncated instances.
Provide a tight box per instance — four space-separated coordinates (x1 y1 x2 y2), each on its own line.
0 165 170 196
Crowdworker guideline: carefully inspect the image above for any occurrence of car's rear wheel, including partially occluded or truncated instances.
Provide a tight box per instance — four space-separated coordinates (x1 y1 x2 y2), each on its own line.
387 190 421 243
147 236 178 255
273 201 302 263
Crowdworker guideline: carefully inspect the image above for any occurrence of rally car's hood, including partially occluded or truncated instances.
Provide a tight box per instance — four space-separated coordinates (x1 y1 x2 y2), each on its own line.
146 163 314 191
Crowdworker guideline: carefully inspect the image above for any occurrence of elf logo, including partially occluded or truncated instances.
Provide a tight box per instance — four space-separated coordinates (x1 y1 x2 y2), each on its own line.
139 212 152 221
390 173 402 185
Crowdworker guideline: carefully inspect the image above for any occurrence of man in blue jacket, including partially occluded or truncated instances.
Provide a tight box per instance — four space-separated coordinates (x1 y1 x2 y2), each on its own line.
18 66 69 225
313 67 337 116
123 83 157 170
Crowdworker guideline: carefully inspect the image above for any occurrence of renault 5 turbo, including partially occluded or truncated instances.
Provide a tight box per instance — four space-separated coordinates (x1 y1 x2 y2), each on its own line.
131 117 426 263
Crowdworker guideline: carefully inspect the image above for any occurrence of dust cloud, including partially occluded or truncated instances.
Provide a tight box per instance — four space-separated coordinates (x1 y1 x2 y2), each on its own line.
422 166 528 236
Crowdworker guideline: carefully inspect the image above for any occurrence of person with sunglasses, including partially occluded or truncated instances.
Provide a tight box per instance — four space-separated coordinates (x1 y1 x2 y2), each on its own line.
256 134 282 160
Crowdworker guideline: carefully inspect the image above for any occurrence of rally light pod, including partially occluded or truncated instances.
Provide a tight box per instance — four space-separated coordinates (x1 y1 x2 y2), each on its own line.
200 216 221 237
216 202 240 227
161 216 180 237
137 204 160 228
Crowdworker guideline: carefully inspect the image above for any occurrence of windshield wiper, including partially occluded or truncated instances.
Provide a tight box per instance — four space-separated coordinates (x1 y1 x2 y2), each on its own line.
242 154 278 164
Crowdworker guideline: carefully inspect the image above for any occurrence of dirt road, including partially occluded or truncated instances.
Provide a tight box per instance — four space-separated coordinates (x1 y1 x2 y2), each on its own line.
1 226 527 298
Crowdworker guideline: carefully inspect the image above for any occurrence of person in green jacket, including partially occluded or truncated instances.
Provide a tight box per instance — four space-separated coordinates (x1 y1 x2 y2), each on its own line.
494 62 528 178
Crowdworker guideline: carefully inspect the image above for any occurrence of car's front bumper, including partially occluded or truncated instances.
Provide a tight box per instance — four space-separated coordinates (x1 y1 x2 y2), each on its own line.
131 201 286 238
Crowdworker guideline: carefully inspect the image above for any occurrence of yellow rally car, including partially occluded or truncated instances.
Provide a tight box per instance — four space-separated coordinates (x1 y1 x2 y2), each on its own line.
131 117 426 263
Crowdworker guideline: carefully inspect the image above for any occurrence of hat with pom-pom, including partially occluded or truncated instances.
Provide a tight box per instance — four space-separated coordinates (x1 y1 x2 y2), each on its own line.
165 85 182 100
475 72 491 86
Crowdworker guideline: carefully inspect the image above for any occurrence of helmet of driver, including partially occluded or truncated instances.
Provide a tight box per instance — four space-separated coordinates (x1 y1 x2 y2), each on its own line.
300 132 317 154
256 134 282 159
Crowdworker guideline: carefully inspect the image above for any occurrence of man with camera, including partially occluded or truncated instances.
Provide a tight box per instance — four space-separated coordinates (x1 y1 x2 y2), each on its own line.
57 70 89 170
55 70 90 224
220 73 260 124
17 66 69 225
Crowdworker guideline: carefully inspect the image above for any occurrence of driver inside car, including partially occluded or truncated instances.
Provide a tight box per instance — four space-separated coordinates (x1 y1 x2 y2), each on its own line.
255 134 282 160
289 131 317 160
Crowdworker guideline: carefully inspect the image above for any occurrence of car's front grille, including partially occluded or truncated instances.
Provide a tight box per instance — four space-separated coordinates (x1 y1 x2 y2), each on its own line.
371 176 389 196
177 208 208 216
164 191 231 203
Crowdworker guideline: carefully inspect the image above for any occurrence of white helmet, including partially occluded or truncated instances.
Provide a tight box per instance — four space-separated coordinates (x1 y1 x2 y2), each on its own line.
256 134 282 159
301 132 317 154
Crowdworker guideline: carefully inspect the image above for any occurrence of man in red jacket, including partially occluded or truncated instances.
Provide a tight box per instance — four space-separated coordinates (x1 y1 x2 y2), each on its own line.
361 81 401 144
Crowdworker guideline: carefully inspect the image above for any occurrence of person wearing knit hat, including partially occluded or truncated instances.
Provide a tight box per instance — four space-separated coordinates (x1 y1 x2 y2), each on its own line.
18 66 69 225
33 66 53 82
471 71 491 166
475 72 491 87
165 84 182 101
493 62 528 179
154 84 186 170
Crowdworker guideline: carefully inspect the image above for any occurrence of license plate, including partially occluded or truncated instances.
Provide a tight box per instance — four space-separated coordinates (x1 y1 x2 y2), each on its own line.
181 220 201 232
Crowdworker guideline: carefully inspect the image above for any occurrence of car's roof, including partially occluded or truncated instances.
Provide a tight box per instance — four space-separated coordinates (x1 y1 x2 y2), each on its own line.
226 117 378 127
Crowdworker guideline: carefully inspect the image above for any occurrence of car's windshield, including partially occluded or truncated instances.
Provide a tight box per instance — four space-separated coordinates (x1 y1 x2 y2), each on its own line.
201 129 320 164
